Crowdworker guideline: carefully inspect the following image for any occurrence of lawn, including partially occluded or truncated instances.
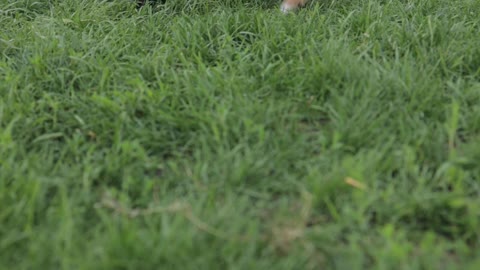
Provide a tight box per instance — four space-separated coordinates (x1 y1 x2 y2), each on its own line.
1 0 480 269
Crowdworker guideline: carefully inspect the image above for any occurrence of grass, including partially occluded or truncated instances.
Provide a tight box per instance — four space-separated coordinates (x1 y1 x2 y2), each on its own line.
1 0 480 268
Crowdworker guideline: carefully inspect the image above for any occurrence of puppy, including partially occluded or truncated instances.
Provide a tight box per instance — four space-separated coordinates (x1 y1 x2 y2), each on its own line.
281 0 309 13
136 0 309 13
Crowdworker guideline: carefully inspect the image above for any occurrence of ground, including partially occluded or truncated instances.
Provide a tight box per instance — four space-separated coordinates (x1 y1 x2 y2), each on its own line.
1 0 480 269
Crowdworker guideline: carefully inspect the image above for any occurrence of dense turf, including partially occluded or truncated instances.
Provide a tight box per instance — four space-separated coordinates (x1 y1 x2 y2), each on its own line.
1 0 480 268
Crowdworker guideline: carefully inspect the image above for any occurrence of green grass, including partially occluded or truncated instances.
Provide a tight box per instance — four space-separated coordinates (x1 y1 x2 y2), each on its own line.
1 0 480 268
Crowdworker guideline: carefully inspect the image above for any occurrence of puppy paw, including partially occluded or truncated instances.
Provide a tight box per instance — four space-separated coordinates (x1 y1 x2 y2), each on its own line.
281 3 297 13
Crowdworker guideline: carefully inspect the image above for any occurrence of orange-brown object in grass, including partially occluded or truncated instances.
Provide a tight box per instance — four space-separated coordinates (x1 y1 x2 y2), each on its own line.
281 0 309 13
345 177 367 190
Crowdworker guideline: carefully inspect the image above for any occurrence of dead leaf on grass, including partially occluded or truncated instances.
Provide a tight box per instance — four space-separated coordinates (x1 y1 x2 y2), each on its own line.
345 177 367 190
